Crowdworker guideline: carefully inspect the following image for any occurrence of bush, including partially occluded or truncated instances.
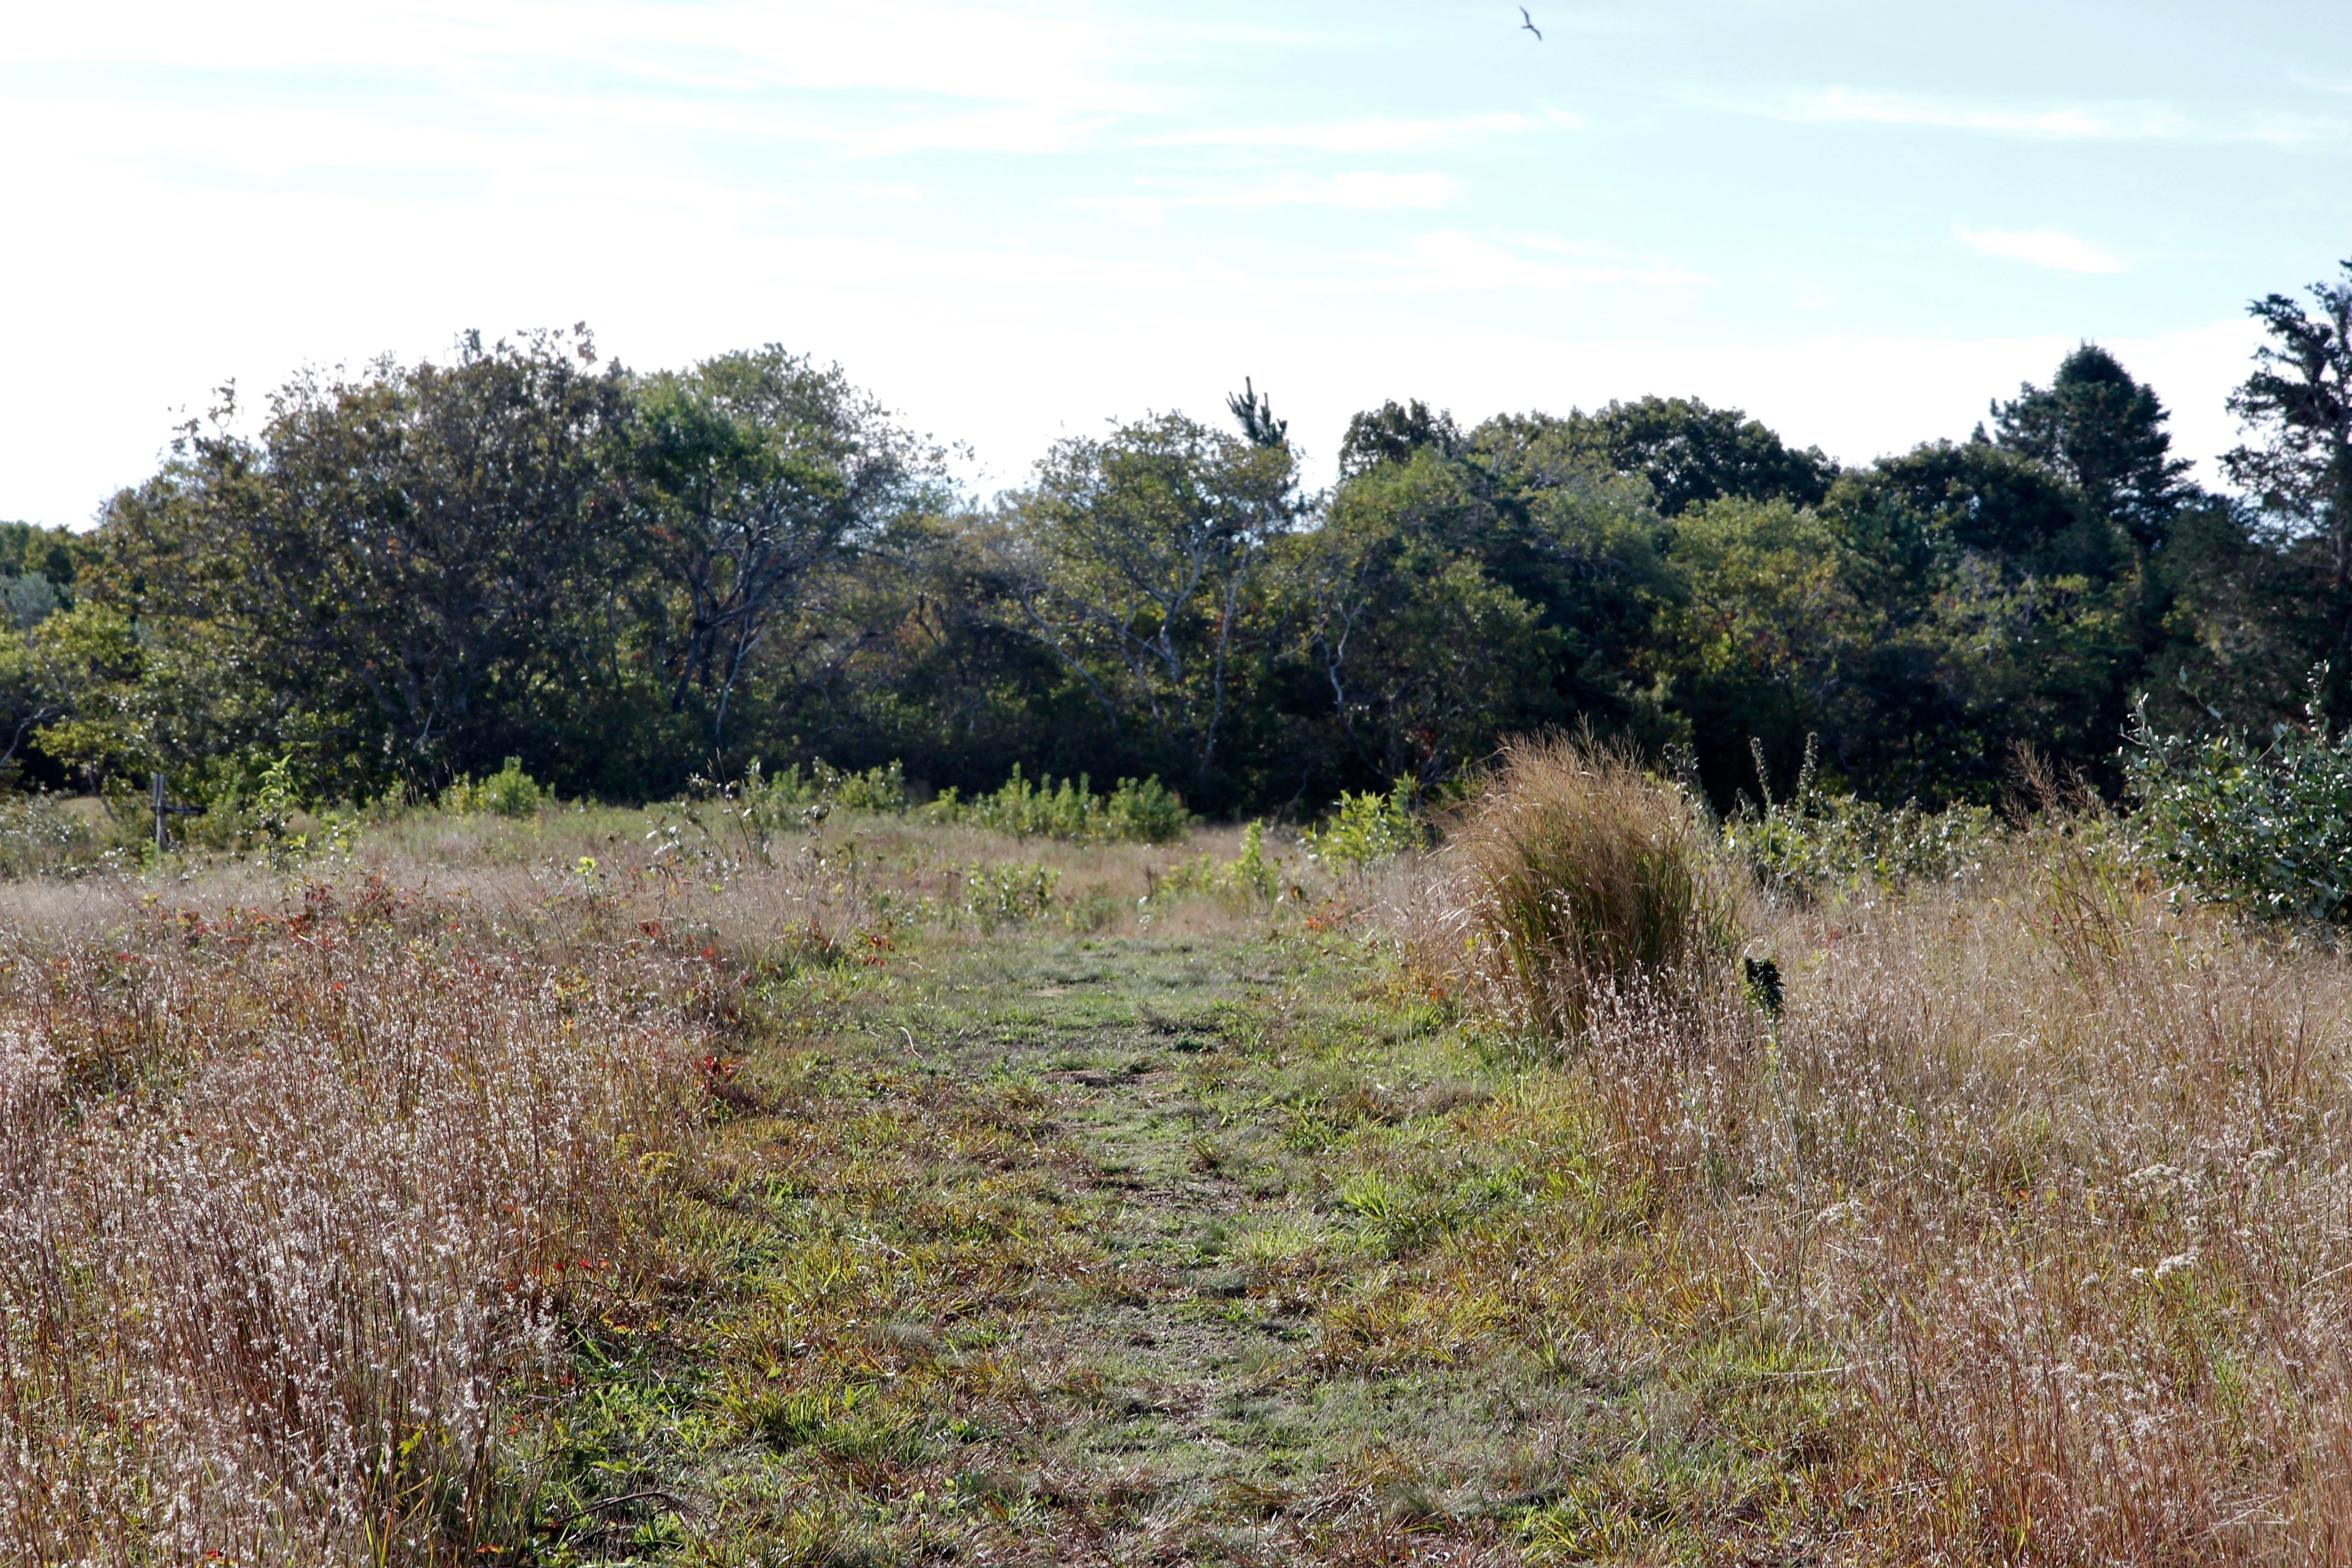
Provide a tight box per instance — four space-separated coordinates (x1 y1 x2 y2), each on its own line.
0 793 101 877
1444 735 1744 1039
1724 738 1998 899
755 759 908 815
2125 677 2352 925
1303 782 1424 875
443 758 548 818
927 767 1189 844
960 861 1060 929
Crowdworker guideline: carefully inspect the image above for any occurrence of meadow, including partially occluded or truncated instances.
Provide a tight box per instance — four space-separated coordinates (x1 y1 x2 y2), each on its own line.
6 761 2352 1566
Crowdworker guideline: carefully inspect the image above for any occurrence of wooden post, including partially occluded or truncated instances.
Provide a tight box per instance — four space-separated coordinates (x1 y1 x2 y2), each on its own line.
153 772 167 853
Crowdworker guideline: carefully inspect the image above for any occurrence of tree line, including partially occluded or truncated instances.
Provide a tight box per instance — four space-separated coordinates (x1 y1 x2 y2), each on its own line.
2 260 2349 819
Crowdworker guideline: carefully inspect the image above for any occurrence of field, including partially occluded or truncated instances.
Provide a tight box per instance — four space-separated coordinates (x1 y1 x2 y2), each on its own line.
6 794 2352 1565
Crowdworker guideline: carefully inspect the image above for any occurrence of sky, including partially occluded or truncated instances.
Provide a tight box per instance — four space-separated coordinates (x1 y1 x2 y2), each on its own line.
4 0 2350 526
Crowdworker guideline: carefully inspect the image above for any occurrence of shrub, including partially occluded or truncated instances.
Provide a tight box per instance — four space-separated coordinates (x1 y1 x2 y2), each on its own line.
1303 782 1424 875
771 758 908 815
927 767 1189 844
1142 824 1290 911
443 758 548 818
1099 775 1190 844
960 861 1060 929
2125 676 2352 925
1443 734 1744 1039
1226 820 1278 903
1724 737 1998 899
0 793 99 877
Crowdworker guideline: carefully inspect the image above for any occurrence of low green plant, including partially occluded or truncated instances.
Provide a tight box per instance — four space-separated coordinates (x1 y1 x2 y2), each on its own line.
1724 738 1998 899
1226 820 1278 903
767 758 908 814
250 754 309 865
2125 673 2352 925
442 757 548 819
0 792 100 877
1303 782 1424 874
927 767 1189 844
961 860 1060 929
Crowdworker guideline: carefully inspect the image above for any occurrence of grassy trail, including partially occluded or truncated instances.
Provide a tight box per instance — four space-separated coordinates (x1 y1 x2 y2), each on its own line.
549 927 1504 1563
545 916 1836 1566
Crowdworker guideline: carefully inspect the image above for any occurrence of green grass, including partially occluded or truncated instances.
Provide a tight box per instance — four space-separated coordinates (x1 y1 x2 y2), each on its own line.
536 910 1847 1565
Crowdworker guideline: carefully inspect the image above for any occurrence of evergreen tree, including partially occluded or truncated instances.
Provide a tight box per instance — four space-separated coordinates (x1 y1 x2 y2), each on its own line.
1992 344 2193 554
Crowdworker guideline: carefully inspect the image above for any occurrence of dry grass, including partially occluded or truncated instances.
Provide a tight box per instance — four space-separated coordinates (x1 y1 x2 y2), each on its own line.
1398 753 2352 1561
1768 847 2352 1561
0 874 712 1564
1430 734 1744 1041
24 771 2352 1562
0 807 1281 1566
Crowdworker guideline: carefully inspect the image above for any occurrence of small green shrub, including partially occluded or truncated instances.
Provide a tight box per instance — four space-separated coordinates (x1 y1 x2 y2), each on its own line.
0 793 100 877
1226 820 1278 903
778 758 908 814
443 757 548 818
685 758 908 862
960 861 1060 929
1725 739 1997 898
1303 783 1425 874
2125 675 2352 925
1142 826 1288 910
927 767 1189 844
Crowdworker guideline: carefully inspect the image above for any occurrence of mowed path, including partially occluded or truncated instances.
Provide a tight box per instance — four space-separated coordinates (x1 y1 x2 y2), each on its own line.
555 927 1829 1564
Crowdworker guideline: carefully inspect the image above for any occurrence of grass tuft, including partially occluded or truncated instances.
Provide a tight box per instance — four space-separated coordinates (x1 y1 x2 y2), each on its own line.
1434 733 1744 1042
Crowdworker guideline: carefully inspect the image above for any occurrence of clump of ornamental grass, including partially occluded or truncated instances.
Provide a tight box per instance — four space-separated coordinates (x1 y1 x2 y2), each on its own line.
1436 734 1746 1042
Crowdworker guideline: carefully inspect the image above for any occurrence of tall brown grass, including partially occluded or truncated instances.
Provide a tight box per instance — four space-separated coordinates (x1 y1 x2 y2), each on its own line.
0 807 1270 1565
1417 747 2352 1559
0 877 706 1565
1433 734 1744 1041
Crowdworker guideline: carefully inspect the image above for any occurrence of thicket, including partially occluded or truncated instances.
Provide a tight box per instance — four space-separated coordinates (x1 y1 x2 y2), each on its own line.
0 261 2346 824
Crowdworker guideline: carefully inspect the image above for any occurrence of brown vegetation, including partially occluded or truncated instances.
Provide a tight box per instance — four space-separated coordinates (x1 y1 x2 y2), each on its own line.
1413 753 2352 1560
1432 734 1744 1040
10 775 2352 1563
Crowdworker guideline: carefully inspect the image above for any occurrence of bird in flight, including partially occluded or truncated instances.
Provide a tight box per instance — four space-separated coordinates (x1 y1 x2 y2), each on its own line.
1520 6 1542 39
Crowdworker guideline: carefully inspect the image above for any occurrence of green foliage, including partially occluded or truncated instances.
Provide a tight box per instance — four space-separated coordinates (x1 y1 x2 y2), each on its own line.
927 767 1189 844
748 758 910 814
1140 822 1289 910
443 758 549 819
998 412 1298 788
2125 674 2352 924
1992 343 2192 554
1302 782 1423 874
15 317 2351 833
1226 820 1278 903
1570 394 1838 517
1724 739 1999 899
244 753 309 865
960 860 1060 929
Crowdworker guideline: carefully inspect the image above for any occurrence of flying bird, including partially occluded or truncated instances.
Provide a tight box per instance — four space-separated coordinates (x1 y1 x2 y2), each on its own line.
1520 6 1542 39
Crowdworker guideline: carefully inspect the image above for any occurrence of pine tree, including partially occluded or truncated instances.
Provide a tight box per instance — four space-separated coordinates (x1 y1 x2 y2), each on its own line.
1992 343 2192 554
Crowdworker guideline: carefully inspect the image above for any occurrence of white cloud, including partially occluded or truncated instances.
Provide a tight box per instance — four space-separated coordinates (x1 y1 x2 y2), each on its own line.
1360 231 1705 293
1077 170 1462 225
1147 109 1579 152
1958 227 2125 275
1725 86 2350 148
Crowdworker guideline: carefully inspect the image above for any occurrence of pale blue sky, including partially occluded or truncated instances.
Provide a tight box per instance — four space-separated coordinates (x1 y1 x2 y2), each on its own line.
5 1 2349 524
